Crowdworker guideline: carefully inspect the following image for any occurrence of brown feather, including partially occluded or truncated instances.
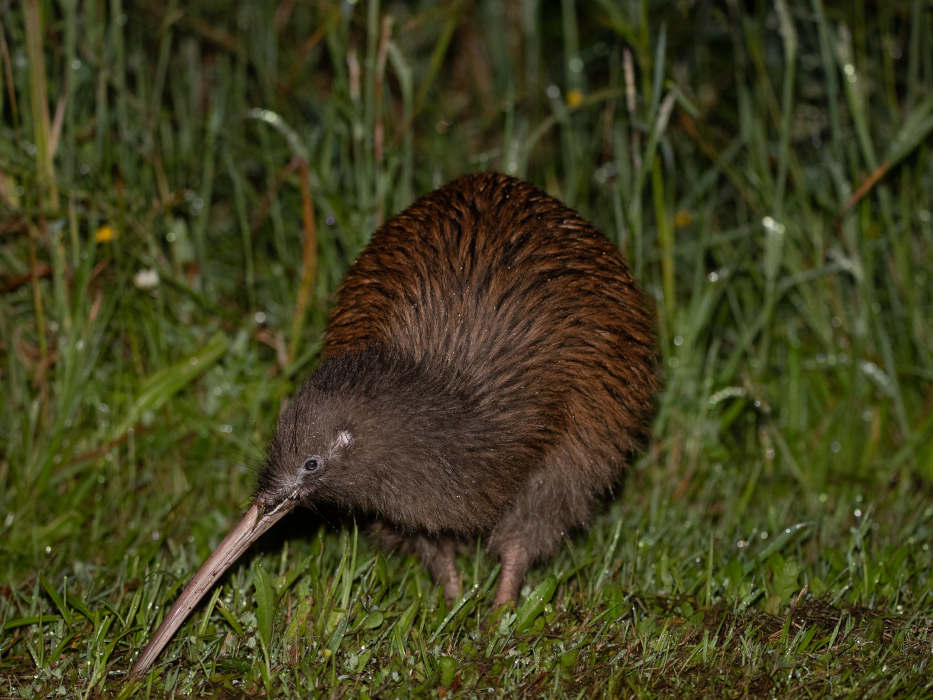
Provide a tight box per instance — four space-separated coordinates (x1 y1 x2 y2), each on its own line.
259 172 658 604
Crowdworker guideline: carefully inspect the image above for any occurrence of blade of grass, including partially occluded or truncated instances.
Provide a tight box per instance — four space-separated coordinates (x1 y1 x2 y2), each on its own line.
111 331 228 439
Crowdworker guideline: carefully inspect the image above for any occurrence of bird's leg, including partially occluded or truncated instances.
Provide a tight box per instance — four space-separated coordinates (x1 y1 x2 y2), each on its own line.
493 542 531 607
414 535 461 602
489 439 601 607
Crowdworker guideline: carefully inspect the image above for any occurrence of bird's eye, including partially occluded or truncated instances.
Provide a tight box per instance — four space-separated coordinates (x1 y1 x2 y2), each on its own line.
301 455 324 473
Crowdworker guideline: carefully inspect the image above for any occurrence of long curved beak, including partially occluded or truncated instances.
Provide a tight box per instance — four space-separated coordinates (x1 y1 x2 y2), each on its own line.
129 495 296 678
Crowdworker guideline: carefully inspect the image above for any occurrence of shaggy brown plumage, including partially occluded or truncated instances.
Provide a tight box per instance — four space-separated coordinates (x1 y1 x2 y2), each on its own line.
258 172 658 604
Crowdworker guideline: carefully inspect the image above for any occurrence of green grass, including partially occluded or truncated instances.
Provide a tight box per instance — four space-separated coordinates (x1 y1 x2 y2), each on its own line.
2 0 932 696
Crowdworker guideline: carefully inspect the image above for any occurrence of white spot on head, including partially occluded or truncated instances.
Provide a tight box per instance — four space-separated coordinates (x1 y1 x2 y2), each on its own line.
334 429 353 451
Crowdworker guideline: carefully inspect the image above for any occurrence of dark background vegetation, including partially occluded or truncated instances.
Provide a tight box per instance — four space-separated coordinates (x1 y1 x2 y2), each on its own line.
1 0 931 696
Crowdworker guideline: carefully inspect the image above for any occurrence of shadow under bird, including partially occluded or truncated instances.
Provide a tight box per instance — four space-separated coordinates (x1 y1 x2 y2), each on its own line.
129 172 658 677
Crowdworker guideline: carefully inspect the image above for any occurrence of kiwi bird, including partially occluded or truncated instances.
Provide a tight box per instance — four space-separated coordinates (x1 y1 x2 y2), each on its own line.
129 172 657 677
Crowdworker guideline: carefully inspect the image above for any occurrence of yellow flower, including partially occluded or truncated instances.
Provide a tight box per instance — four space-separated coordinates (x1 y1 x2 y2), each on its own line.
674 210 693 229
566 89 584 109
95 225 116 242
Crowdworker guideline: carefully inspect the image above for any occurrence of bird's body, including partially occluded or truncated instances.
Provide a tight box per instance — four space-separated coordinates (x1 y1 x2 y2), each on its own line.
130 172 657 678
258 172 657 602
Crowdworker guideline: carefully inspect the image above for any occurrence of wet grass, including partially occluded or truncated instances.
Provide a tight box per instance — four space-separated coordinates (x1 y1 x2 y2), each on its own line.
1 0 932 696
